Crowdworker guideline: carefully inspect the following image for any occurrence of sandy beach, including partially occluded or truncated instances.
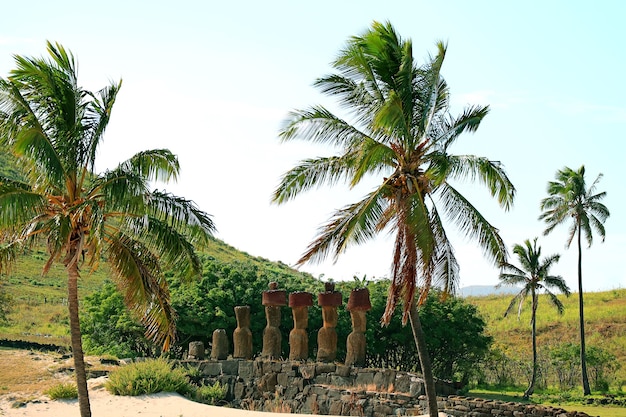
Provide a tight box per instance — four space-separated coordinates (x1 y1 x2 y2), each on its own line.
0 376 298 417
0 376 446 417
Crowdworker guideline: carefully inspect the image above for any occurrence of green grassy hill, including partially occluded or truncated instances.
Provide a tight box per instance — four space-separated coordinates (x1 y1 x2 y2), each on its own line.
467 289 626 387
0 237 312 346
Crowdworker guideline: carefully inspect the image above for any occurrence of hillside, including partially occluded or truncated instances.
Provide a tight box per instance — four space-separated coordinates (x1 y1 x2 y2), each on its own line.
467 289 626 387
0 236 315 346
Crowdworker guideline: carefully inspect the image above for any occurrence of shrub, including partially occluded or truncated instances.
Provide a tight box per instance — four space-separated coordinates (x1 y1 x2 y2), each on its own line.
45 382 78 399
194 381 227 404
105 358 193 396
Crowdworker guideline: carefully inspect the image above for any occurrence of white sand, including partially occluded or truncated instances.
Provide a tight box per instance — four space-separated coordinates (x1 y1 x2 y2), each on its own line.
0 377 446 417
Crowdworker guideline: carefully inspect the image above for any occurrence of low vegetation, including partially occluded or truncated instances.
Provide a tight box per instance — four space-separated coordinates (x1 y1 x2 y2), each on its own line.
105 358 193 396
45 382 78 399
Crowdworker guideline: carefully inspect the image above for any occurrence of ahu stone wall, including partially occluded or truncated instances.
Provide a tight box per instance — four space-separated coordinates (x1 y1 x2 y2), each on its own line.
176 358 595 417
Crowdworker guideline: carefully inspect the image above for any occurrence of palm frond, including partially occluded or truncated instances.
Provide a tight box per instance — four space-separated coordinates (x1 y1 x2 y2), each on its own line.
106 233 176 350
297 188 388 265
272 156 353 204
122 149 180 183
279 105 373 148
438 182 508 265
438 154 515 210
0 178 46 228
147 190 215 241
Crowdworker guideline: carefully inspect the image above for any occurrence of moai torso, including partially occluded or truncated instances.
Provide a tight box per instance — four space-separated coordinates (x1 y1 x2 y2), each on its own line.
233 305 252 359
261 282 286 359
317 282 342 362
288 291 313 361
345 287 371 367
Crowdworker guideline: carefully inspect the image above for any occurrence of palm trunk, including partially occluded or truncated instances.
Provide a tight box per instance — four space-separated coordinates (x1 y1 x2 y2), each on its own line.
408 300 438 417
524 292 538 399
67 257 91 417
578 227 591 395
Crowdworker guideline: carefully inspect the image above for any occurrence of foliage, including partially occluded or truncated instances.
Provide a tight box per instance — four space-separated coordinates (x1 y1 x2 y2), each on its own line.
0 41 215 417
169 253 323 357
470 289 626 391
272 21 515 417
45 382 78 399
419 292 492 383
193 381 227 405
105 358 193 396
81 281 158 358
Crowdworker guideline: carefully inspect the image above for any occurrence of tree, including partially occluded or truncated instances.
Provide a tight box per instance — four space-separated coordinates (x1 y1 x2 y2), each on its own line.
498 238 570 399
272 21 515 416
419 292 492 384
81 281 159 358
0 42 215 417
539 165 609 395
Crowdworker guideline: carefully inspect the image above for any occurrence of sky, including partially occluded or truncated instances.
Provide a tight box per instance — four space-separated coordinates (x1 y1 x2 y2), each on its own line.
1 1 625 292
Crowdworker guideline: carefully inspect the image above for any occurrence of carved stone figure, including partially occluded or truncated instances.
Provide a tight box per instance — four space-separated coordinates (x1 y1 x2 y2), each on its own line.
345 287 371 366
317 282 342 362
188 341 205 360
211 328 228 360
233 305 253 359
288 291 313 361
261 282 286 359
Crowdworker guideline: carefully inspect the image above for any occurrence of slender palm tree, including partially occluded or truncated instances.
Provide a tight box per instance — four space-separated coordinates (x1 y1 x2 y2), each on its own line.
272 21 515 416
498 237 570 399
539 165 609 395
0 42 215 417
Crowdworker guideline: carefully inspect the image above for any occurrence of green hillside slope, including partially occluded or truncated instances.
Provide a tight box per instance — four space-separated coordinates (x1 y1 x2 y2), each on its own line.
467 289 626 388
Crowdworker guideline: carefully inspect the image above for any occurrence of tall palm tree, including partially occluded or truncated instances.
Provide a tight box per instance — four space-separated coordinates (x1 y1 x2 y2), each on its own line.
272 21 515 416
498 237 570 399
539 165 609 395
0 42 215 417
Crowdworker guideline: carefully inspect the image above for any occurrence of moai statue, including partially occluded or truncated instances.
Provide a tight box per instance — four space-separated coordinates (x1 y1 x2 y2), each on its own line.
188 341 205 360
345 287 371 366
317 282 342 362
261 282 287 359
233 305 253 359
211 328 228 360
288 291 313 361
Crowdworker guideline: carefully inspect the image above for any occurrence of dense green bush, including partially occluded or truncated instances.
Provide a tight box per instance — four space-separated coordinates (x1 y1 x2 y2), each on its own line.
105 358 193 396
80 281 158 358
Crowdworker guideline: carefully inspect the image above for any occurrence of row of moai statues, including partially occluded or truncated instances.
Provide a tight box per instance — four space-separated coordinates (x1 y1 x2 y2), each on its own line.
197 281 371 366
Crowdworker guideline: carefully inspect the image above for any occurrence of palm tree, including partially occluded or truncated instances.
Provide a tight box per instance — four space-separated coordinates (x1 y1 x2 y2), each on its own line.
272 21 515 416
539 165 609 395
0 42 215 417
498 237 570 399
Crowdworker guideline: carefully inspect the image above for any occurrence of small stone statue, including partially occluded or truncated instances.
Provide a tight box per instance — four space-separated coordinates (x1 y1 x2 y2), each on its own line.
211 328 228 360
261 282 287 359
188 341 205 360
345 287 371 366
317 282 342 362
288 291 313 361
233 305 253 359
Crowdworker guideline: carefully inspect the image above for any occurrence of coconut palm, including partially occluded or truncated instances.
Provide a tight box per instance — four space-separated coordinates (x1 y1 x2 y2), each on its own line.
272 21 515 416
539 165 609 395
0 42 215 417
498 237 570 399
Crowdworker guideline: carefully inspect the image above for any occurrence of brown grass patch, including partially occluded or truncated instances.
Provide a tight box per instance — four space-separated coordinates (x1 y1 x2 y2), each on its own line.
0 348 117 402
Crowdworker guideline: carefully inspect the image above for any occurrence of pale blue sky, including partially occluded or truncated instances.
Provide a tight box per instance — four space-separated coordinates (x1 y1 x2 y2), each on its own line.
2 1 624 291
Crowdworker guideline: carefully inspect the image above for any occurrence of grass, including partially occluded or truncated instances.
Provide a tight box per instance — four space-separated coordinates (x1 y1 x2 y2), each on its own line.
45 382 78 399
469 387 626 417
467 288 626 385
